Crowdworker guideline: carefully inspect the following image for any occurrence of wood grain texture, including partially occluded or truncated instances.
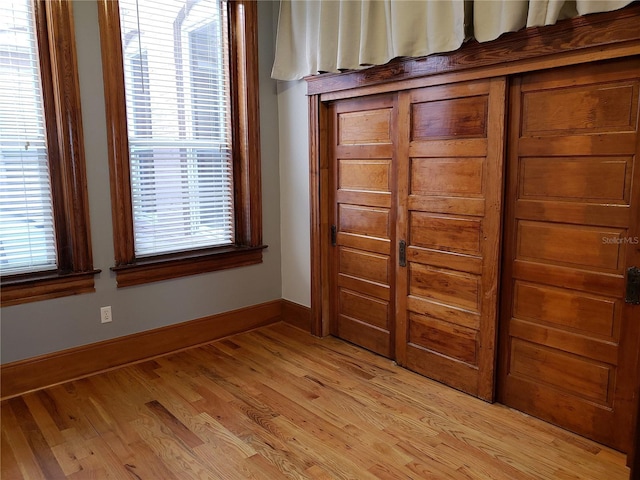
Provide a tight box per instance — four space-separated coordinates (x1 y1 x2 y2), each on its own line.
521 83 637 135
339 205 390 238
308 94 326 337
476 77 507 401
339 247 390 285
509 339 612 403
409 213 482 255
408 313 478 365
0 300 282 400
340 289 389 330
411 96 488 139
409 264 480 312
1 272 97 307
338 271 390 302
338 109 392 144
498 58 640 453
111 246 266 288
330 95 397 358
398 77 506 402
336 314 392 358
393 91 411 368
411 157 484 196
339 159 391 192
516 221 623 270
0 322 630 479
513 281 618 338
519 156 631 203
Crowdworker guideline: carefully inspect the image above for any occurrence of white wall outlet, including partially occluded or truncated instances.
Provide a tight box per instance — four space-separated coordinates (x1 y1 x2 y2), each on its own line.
100 306 112 323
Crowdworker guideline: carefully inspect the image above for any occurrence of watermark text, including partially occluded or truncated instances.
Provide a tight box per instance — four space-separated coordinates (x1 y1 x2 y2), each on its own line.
602 236 639 245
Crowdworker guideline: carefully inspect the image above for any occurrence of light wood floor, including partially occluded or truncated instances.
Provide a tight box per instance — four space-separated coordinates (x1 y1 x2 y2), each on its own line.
1 322 630 479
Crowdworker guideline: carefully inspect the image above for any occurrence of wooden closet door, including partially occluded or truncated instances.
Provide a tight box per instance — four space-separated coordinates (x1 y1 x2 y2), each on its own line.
395 78 507 400
329 95 397 358
498 58 640 452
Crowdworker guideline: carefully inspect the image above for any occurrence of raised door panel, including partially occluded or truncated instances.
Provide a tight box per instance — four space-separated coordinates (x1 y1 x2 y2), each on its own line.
330 95 396 358
396 78 507 400
498 57 640 452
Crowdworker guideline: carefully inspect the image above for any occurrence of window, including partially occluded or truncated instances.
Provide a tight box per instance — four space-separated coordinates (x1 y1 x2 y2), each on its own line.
0 0 97 306
98 0 263 287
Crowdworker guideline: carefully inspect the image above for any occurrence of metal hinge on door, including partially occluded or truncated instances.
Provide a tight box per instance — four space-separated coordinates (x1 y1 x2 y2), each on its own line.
399 240 407 267
331 225 337 246
625 266 640 304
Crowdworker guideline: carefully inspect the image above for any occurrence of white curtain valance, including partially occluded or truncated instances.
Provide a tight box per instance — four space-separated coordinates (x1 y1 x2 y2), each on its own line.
271 0 633 81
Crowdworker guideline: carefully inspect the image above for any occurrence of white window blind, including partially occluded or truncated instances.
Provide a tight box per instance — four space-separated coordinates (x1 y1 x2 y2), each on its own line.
0 0 57 275
118 0 233 257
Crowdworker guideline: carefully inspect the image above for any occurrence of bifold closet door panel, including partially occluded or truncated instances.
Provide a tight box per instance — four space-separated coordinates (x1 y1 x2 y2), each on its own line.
498 58 640 452
395 78 507 401
329 95 397 358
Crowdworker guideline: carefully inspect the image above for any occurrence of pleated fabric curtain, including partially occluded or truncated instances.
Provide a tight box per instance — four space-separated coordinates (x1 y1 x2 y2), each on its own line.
271 0 467 81
271 0 633 81
473 0 633 42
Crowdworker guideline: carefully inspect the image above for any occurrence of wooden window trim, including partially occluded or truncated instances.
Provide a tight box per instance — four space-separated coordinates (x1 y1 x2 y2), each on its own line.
97 0 263 288
1 0 99 307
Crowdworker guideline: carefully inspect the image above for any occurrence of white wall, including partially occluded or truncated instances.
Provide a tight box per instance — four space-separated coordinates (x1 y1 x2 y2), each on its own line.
277 79 311 307
0 0 283 364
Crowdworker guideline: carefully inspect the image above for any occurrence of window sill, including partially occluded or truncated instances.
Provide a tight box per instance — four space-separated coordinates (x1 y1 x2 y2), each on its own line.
111 244 267 287
1 270 101 307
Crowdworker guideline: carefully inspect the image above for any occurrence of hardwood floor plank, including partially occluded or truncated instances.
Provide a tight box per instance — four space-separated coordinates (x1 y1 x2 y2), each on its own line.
245 450 308 480
1 322 629 479
75 435 135 479
21 393 66 448
129 414 214 480
192 441 261 480
305 464 336 479
49 439 83 476
58 428 100 463
194 411 257 458
1 428 26 480
7 397 66 479
397 440 470 480
66 466 108 479
145 400 204 449
271 414 384 480
34 389 72 432
114 439 180 480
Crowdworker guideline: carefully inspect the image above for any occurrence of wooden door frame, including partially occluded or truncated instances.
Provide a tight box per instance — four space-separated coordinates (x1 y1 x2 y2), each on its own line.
308 94 330 337
306 5 640 467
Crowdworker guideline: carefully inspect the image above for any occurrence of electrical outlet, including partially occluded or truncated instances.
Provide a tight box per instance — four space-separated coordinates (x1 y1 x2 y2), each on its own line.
100 306 112 323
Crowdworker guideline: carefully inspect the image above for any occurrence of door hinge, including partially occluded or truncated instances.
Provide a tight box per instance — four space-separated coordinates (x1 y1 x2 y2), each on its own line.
625 266 640 304
399 240 407 267
331 225 337 246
